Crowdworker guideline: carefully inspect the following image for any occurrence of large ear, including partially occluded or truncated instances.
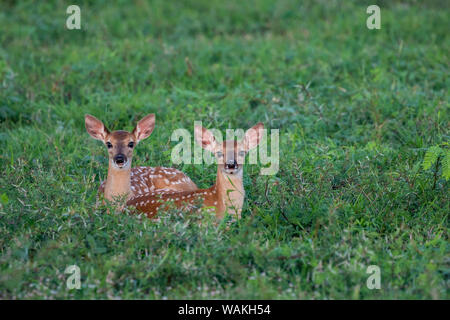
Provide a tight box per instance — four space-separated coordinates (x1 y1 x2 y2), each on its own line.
244 122 264 151
132 114 155 143
85 114 109 141
194 125 218 152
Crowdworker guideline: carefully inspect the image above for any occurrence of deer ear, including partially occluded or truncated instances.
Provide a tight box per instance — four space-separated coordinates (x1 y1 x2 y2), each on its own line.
133 114 155 142
244 122 264 151
194 125 217 152
85 114 109 141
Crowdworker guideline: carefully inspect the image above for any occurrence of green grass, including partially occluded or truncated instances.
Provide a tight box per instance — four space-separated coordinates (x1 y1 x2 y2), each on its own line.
0 0 448 299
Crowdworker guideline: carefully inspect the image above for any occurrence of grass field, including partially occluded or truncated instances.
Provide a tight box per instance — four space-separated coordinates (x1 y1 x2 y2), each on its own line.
0 0 448 299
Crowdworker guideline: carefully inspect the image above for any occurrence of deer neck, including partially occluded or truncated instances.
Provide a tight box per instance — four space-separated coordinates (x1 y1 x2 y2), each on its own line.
215 168 244 219
104 162 133 202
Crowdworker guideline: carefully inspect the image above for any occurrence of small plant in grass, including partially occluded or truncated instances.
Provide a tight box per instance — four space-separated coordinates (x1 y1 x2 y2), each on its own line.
422 143 450 188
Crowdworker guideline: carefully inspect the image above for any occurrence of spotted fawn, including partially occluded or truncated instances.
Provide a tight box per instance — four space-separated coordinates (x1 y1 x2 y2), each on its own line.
127 122 264 220
85 114 197 207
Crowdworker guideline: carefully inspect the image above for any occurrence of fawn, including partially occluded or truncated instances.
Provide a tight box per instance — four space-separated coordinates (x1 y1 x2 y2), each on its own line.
85 114 197 206
127 122 264 220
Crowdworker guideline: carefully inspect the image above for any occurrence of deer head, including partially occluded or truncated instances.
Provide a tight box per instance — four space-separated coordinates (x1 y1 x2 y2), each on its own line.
194 122 264 175
85 114 155 170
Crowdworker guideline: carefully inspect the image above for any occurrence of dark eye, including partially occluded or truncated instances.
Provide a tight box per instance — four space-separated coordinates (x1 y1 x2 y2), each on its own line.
106 142 113 149
216 152 223 157
128 142 134 148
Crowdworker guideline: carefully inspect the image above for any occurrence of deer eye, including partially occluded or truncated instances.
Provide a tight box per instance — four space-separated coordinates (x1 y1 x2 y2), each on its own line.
128 142 135 148
106 142 113 149
216 152 223 157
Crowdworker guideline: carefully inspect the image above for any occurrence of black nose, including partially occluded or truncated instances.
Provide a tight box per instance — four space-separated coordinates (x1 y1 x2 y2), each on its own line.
114 154 126 164
225 160 237 169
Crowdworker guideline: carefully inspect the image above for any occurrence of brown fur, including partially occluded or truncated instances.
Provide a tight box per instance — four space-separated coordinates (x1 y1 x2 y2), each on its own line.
127 123 263 220
85 114 197 207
